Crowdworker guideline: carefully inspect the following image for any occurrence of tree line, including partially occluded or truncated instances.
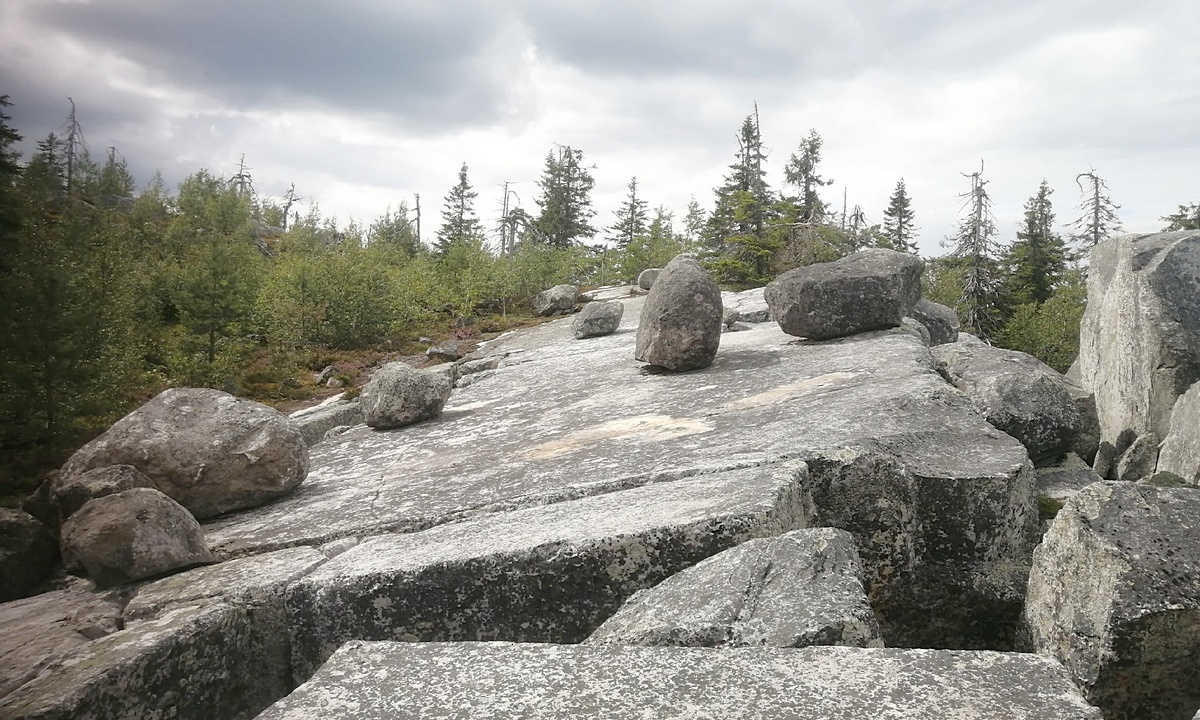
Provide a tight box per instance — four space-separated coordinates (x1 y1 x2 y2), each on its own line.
1 96 1198 499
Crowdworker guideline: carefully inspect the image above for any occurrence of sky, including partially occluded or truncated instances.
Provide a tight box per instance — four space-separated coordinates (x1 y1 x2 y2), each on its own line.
2 0 1198 257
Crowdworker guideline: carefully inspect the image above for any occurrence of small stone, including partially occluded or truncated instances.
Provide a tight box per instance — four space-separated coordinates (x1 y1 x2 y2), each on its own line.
532 284 578 316
572 301 625 339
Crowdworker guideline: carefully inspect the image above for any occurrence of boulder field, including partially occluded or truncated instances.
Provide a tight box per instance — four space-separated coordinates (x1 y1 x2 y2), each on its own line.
4 238 1200 719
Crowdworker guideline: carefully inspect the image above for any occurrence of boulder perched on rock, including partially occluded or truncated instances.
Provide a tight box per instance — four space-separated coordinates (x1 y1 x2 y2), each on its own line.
0 509 58 602
60 488 217 588
634 255 722 371
636 268 660 290
587 528 880 648
1022 481 1200 720
765 248 924 340
59 388 309 520
532 284 578 315
1077 231 1200 453
571 300 624 339
933 341 1081 464
908 298 960 346
52 464 155 520
1158 381 1200 485
360 361 452 429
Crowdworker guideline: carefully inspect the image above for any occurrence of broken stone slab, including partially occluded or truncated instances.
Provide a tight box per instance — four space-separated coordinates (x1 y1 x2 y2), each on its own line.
0 585 124 700
285 463 810 681
765 248 924 340
0 509 58 602
257 641 1102 720
1114 430 1160 481
635 255 723 371
532 283 578 315
1022 481 1200 720
1077 231 1200 451
1034 453 1101 504
1158 381 1200 485
59 388 310 520
908 298 960 346
360 361 452 430
0 601 290 720
290 399 363 447
1063 378 1101 465
722 287 771 323
933 340 1082 465
586 527 880 648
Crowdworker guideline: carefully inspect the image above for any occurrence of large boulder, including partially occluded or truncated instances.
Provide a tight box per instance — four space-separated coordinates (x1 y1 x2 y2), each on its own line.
532 284 578 316
634 255 723 371
1077 231 1200 453
1022 482 1200 720
0 509 58 602
907 298 960 346
59 488 217 588
59 388 309 520
572 300 624 339
257 642 1103 720
51 464 155 520
765 248 924 340
933 340 1082 465
586 528 880 648
1158 381 1200 485
360 361 452 429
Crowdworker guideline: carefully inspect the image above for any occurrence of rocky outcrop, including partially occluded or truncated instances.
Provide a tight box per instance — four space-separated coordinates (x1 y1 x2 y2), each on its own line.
1158 381 1200 485
59 388 309 520
52 464 155 519
0 509 58 602
636 268 659 290
257 641 1102 719
933 340 1081 465
60 488 217 587
908 298 960 346
285 464 809 681
1077 231 1200 456
586 528 880 648
532 284 578 315
571 300 624 339
1022 482 1200 720
360 361 452 429
290 397 363 446
634 255 723 371
765 248 923 340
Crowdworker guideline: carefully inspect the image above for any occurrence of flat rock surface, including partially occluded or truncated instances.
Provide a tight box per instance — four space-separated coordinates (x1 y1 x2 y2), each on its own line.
285 464 808 681
257 641 1102 720
206 296 1028 558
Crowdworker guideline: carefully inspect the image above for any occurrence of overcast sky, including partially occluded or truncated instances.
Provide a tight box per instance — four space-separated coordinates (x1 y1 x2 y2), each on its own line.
2 0 1198 256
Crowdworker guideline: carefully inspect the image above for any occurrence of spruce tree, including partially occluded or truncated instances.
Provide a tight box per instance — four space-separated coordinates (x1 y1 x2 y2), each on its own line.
881 179 917 253
531 146 596 248
608 176 649 250
783 129 833 223
0 96 23 272
1070 169 1121 249
1002 180 1066 309
435 162 484 254
948 162 1002 338
1161 202 1200 231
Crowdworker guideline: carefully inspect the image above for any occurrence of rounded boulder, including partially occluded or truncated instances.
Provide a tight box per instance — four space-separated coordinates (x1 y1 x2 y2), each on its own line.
361 362 453 429
635 255 723 371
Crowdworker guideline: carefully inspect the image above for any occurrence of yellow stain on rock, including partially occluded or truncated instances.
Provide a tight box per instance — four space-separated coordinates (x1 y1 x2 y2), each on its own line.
524 415 714 460
713 371 860 414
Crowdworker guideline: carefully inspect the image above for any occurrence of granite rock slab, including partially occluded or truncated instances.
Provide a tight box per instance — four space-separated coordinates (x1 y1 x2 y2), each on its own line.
256 641 1102 720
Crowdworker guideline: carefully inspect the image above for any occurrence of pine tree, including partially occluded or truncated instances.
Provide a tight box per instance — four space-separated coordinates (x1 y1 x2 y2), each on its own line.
881 179 917 253
1002 180 1067 309
531 146 596 248
608 176 649 250
435 162 484 254
1161 202 1200 231
948 161 1002 338
1070 169 1121 249
783 128 833 223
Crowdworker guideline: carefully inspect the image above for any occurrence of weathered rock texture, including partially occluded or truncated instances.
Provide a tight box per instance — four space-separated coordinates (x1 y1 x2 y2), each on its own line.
0 548 327 720
636 268 659 290
908 298 960 346
723 287 771 323
290 397 363 446
257 641 1103 720
60 488 217 588
933 340 1081 464
52 464 154 520
360 362 452 429
285 464 809 681
0 509 58 602
532 283 578 315
1064 378 1101 465
59 388 309 519
634 255 723 371
1022 482 1200 720
1078 231 1200 454
1158 381 1200 485
586 528 880 648
765 248 924 340
571 300 625 339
